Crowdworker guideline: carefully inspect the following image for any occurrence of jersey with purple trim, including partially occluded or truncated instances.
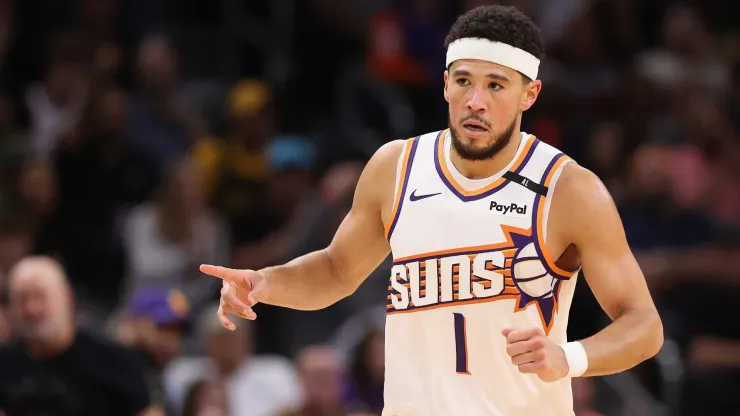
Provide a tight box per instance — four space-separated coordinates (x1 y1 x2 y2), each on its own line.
383 129 579 416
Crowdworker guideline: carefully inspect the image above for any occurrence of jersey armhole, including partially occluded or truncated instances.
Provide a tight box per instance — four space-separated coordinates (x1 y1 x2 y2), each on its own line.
532 155 576 278
384 137 419 241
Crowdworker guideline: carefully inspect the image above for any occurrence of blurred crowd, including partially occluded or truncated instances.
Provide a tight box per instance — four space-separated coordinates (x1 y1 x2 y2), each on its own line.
0 0 739 415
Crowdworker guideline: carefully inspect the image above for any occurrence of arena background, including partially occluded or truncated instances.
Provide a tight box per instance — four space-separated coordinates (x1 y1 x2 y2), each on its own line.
0 0 739 415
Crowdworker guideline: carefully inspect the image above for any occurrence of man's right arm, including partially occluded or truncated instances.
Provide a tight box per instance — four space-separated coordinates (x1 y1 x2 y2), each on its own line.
258 140 406 310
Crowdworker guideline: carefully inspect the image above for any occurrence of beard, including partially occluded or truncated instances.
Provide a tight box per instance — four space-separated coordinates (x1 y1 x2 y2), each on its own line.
19 314 66 342
448 113 518 161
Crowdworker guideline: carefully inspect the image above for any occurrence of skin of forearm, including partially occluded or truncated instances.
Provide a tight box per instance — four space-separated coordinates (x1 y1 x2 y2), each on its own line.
259 249 356 310
580 308 663 377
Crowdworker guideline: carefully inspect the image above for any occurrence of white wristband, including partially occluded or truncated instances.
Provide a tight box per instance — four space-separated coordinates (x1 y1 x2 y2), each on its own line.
560 341 588 378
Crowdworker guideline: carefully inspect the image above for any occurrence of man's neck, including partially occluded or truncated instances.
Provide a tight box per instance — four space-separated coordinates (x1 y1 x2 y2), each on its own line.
27 328 75 359
449 130 522 180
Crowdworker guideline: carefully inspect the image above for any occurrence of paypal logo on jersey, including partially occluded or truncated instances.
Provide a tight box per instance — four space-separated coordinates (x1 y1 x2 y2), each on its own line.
489 201 528 217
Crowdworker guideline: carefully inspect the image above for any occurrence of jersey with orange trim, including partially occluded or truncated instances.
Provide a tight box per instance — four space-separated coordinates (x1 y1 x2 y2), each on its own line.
383 129 579 416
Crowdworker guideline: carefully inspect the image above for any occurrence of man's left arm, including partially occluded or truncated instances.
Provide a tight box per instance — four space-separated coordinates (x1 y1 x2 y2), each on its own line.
504 164 664 381
555 164 664 376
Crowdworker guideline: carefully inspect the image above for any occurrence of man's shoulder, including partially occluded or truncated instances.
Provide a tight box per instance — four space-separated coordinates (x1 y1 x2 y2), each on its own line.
371 139 407 166
358 140 408 197
550 163 619 241
72 331 150 405
0 332 132 364
73 330 139 362
553 163 609 207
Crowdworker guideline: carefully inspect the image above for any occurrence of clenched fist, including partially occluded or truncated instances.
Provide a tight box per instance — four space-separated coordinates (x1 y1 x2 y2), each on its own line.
502 327 569 382
200 265 270 330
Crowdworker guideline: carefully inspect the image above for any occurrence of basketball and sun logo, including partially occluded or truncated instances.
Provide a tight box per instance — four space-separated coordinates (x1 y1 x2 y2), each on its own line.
387 224 572 335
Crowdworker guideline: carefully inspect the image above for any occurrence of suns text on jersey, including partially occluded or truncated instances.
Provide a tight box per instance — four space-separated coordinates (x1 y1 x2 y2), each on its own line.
387 244 523 314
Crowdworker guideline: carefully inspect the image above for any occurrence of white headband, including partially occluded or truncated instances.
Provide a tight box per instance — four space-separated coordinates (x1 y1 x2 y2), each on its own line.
445 38 540 80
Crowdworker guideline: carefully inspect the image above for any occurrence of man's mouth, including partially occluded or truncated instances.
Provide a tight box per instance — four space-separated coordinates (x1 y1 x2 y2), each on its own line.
463 120 488 132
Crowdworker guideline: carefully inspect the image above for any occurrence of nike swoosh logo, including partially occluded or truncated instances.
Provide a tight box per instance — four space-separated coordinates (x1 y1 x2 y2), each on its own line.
409 190 441 201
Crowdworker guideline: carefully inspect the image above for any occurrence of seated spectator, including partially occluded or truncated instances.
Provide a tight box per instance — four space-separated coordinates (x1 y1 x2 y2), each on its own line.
538 6 622 111
14 159 67 272
0 256 153 416
229 134 319 271
331 305 387 366
0 90 28 216
342 330 385 415
366 0 450 86
24 31 87 158
364 0 452 130
182 379 229 416
231 160 372 357
263 135 319 227
0 216 32 288
16 158 58 229
279 345 345 416
124 35 204 174
572 378 604 416
637 245 740 416
112 286 191 412
121 157 228 312
635 4 729 95
164 303 302 416
191 79 277 247
49 86 139 305
625 135 740 414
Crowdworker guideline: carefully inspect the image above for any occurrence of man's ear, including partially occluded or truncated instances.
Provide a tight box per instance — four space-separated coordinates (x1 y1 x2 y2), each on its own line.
520 79 542 112
443 70 450 102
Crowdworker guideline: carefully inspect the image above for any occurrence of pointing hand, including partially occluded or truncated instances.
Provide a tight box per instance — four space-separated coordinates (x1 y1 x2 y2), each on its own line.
200 265 269 330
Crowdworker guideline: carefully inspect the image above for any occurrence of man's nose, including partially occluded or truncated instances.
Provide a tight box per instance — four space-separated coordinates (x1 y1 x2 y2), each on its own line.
466 87 488 113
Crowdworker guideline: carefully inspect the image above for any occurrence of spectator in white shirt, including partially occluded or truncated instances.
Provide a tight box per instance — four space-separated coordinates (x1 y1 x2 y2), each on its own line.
164 304 302 416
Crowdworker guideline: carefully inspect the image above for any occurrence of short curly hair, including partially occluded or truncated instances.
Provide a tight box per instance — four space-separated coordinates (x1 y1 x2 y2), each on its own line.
444 5 544 81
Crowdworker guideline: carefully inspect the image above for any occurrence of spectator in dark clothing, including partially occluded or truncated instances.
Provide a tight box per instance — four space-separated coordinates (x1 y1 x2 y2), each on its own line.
342 330 384 415
0 90 28 216
0 216 33 290
111 286 190 413
637 246 740 416
0 256 153 416
50 86 150 305
124 35 204 176
191 79 277 248
365 0 452 131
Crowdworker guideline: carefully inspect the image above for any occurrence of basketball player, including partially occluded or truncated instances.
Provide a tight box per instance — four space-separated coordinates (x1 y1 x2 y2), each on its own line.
201 5 664 415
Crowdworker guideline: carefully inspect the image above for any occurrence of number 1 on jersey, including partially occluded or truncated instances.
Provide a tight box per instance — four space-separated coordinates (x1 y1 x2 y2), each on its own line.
453 313 470 374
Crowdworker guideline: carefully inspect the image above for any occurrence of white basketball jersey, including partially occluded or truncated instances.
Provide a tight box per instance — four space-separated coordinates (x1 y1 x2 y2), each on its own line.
383 129 579 416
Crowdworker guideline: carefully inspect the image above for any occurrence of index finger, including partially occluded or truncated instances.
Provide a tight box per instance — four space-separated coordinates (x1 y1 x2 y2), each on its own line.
200 264 244 284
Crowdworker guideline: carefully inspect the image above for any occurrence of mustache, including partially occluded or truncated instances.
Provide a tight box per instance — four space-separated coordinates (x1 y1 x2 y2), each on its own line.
460 115 491 128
